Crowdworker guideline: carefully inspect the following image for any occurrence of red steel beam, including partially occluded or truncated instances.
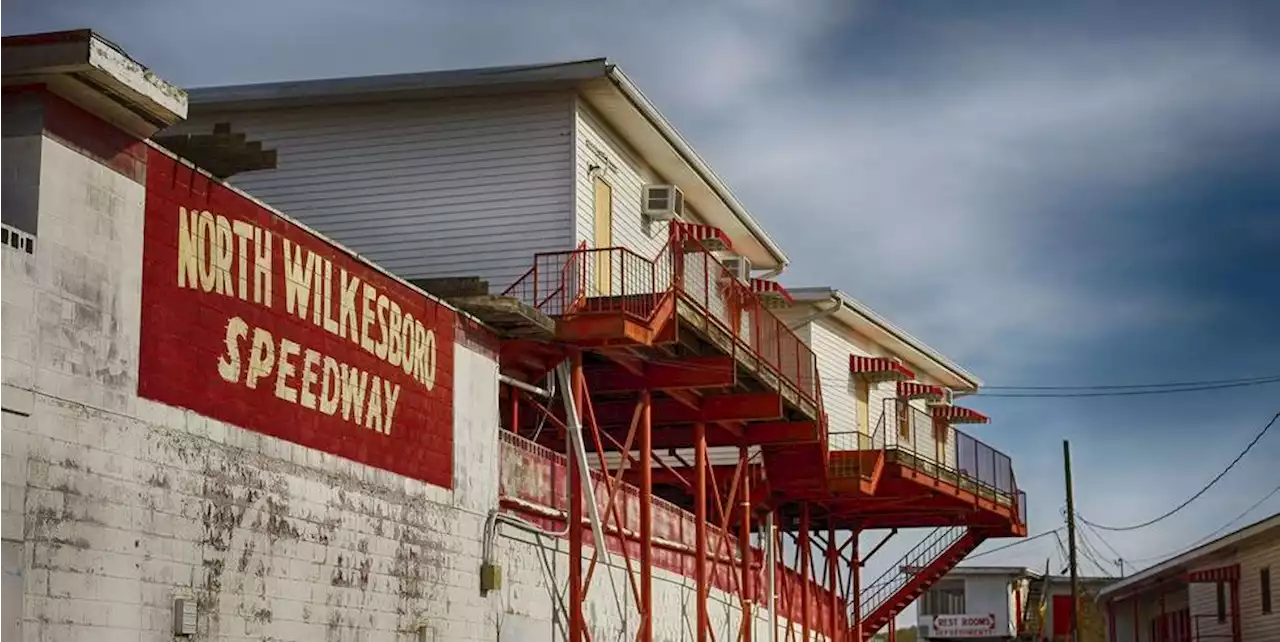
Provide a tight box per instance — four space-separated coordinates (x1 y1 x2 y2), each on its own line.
744 421 820 446
569 354 585 642
640 390 654 642
590 392 785 426
587 356 737 392
828 525 838 642
801 503 811 642
696 422 710 642
740 448 754 642
851 527 862 642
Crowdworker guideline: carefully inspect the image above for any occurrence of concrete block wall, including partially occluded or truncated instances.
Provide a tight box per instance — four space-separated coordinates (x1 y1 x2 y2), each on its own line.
1 86 826 641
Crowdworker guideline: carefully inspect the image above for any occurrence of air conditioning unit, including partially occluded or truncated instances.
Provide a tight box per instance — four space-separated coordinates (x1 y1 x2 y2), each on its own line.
721 255 752 283
642 184 684 221
928 389 955 406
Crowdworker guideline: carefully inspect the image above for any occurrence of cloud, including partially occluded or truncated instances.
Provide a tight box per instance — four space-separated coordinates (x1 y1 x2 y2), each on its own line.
8 0 1279 605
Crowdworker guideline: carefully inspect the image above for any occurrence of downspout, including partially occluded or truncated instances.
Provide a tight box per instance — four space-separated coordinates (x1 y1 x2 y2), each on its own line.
554 361 609 556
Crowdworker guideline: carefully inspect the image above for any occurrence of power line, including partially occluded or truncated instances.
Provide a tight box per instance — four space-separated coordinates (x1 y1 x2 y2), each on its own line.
1079 518 1126 573
1080 411 1278 532
977 378 1280 398
984 374 1280 391
965 528 1063 560
1125 482 1280 566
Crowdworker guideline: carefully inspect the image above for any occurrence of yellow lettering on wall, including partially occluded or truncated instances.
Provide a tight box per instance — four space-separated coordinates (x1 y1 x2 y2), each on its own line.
214 215 235 296
382 380 401 436
387 301 403 367
218 316 249 383
340 364 368 424
254 227 272 307
374 294 390 360
231 220 255 300
360 283 377 354
245 328 275 389
339 270 361 343
365 375 384 433
177 207 200 289
283 240 315 320
197 210 217 292
421 328 437 391
319 357 341 415
274 338 301 403
299 348 321 410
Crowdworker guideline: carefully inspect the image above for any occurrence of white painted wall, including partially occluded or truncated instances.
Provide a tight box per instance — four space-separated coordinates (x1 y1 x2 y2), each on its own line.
172 91 579 293
964 575 1016 637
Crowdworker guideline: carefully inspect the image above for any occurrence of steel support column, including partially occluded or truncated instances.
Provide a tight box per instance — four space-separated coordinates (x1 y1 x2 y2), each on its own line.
568 354 586 642
640 390 654 642
800 504 811 642
1230 578 1242 642
510 388 519 433
696 422 710 642
766 511 777 642
827 524 838 642
1131 597 1138 642
1106 600 1115 642
741 447 754 642
851 527 862 642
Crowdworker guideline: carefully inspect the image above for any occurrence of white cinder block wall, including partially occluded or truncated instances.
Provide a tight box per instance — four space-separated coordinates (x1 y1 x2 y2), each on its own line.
1 89 824 642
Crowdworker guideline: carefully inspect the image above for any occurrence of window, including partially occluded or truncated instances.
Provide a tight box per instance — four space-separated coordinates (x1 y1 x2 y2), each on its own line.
1263 567 1272 615
921 581 965 615
1216 581 1227 623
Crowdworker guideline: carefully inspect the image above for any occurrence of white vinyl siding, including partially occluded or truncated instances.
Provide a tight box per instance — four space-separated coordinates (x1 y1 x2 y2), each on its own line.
171 91 577 292
1188 541 1280 642
573 100 672 259
809 320 857 450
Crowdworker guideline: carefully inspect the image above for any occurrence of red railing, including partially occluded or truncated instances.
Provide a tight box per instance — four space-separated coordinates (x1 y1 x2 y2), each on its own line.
828 404 1023 514
497 431 846 636
501 239 823 414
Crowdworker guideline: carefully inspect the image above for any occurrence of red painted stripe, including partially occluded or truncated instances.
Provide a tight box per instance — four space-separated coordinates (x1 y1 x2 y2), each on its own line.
36 88 147 183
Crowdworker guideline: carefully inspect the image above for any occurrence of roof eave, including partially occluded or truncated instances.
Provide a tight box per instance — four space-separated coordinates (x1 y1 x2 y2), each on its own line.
185 58 612 110
1096 514 1280 602
788 286 983 391
603 66 789 271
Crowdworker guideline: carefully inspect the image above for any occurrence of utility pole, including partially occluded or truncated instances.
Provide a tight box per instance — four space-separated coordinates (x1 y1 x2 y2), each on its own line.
1063 440 1081 642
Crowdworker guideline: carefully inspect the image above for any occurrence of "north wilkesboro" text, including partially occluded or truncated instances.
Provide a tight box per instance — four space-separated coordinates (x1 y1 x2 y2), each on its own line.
173 206 439 435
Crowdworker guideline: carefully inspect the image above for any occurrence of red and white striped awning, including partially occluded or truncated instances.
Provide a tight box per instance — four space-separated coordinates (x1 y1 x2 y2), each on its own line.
1185 565 1240 583
751 278 794 307
671 221 733 252
897 381 946 401
850 355 915 382
931 405 990 424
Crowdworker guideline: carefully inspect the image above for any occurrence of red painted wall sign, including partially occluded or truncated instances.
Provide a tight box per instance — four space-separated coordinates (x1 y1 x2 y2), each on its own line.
139 148 455 488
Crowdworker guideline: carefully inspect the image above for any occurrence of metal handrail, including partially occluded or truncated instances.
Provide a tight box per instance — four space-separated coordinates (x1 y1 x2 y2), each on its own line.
825 397 1022 514
498 239 824 416
879 399 1019 504
857 526 968 618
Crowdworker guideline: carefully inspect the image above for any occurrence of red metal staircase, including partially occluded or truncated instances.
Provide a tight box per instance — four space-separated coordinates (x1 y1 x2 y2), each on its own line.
857 526 984 641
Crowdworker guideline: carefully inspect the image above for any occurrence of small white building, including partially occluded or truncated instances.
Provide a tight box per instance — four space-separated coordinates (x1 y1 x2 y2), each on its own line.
917 566 1034 641
1097 513 1279 642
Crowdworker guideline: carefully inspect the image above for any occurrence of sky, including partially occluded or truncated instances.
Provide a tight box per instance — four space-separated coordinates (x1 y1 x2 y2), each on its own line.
8 0 1280 621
